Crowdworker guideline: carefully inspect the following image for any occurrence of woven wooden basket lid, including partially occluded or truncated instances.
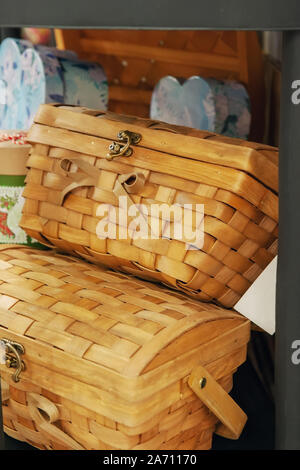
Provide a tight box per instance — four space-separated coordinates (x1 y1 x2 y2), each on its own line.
0 246 250 427
30 104 278 195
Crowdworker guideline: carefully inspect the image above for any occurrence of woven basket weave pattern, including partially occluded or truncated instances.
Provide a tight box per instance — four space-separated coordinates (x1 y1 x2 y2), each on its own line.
0 246 250 450
1 374 234 450
20 104 278 307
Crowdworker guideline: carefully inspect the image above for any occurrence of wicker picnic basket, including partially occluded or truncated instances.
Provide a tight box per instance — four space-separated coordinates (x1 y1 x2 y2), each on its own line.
20 103 278 308
0 245 250 450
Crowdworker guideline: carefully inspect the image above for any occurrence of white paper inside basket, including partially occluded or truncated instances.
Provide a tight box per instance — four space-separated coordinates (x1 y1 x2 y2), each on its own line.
235 256 277 335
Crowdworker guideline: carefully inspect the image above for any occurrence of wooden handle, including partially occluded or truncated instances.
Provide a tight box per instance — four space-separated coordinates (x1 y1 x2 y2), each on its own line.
59 159 146 204
27 393 84 450
113 172 157 240
43 157 102 207
118 172 146 194
188 364 247 440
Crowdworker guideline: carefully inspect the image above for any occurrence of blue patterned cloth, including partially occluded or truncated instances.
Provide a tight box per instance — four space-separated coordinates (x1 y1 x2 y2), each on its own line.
150 76 251 139
0 39 31 129
20 47 65 129
60 58 108 109
36 45 78 61
0 38 108 130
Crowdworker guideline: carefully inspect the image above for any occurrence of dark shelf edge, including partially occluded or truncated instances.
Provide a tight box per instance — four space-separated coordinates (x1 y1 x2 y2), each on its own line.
0 0 300 30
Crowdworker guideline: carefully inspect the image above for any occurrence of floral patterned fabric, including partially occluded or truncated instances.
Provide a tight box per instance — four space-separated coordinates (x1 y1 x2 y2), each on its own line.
20 48 64 129
0 39 31 129
0 38 108 130
150 76 251 139
60 58 108 110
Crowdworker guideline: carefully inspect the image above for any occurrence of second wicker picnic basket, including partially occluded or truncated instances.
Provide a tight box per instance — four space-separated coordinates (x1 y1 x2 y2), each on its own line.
0 245 250 450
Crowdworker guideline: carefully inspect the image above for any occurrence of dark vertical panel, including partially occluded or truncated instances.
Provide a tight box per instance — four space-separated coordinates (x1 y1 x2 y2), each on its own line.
0 27 20 41
0 380 4 450
276 30 300 450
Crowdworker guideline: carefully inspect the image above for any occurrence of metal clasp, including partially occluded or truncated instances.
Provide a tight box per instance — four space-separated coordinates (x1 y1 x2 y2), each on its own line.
106 130 141 160
0 338 25 383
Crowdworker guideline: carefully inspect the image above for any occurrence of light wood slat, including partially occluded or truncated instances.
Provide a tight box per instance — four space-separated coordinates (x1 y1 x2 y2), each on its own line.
0 283 41 303
74 289 123 306
135 310 176 327
109 85 152 105
0 307 34 334
80 38 240 71
83 344 130 372
109 323 154 345
50 301 99 323
26 322 92 357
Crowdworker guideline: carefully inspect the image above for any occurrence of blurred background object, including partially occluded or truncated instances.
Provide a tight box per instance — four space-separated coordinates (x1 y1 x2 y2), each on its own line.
0 36 108 130
0 130 36 245
21 28 52 46
150 75 251 139
55 29 265 142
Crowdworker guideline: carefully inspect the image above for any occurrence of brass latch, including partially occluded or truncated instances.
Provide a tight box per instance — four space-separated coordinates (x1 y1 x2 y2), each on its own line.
106 130 141 160
0 338 25 383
